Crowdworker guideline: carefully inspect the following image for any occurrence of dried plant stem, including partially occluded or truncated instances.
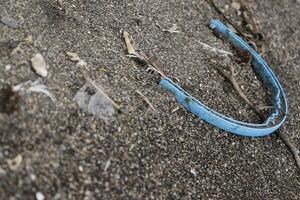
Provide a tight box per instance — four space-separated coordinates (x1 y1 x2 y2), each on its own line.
123 31 165 76
213 64 261 116
277 131 300 168
197 40 233 56
135 90 156 111
123 31 136 55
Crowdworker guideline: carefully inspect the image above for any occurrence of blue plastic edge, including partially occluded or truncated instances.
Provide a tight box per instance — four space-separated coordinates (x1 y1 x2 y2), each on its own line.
158 19 288 137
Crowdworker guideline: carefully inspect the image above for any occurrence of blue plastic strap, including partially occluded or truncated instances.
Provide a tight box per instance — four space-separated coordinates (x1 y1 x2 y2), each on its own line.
159 20 288 137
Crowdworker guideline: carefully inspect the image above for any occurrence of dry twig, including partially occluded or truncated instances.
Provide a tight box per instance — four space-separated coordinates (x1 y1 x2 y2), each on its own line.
212 63 262 116
123 31 165 76
197 40 233 56
277 131 300 168
135 89 156 111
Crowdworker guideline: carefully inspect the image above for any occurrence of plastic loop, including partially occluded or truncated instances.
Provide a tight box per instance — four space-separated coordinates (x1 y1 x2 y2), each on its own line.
159 20 288 137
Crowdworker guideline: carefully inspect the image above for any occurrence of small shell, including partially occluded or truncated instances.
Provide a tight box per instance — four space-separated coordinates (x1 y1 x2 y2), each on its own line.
31 53 48 77
7 154 22 171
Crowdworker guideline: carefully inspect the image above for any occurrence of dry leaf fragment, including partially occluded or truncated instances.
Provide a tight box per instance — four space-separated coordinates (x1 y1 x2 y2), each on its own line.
7 154 22 171
136 89 156 111
31 53 48 77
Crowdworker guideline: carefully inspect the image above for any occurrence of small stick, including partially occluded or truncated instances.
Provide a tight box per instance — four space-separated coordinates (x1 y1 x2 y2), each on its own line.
123 31 136 55
277 131 300 168
197 40 233 56
135 89 156 111
85 76 121 110
212 63 262 116
123 31 165 76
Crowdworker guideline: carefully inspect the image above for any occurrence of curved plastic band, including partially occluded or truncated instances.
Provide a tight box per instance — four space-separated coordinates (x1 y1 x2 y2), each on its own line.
159 20 288 137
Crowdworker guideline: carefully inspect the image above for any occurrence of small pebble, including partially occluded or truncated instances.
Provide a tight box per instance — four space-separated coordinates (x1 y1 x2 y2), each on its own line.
5 64 12 71
31 53 48 77
231 1 241 11
30 173 36 181
1 16 19 28
36 192 45 200
76 60 87 67
66 52 80 62
190 168 197 176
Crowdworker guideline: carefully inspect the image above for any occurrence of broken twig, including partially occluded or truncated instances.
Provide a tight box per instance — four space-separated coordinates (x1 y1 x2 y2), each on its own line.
123 31 165 76
123 31 136 55
162 24 180 34
197 40 233 56
212 63 262 116
135 89 156 111
277 131 300 168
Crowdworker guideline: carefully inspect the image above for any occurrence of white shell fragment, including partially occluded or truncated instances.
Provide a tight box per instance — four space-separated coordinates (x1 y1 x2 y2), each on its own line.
7 154 23 171
31 53 48 77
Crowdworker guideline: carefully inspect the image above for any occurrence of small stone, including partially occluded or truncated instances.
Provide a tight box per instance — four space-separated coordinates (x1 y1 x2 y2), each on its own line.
91 123 97 131
30 173 36 181
31 53 48 77
78 166 84 172
1 16 19 28
76 60 87 67
66 52 81 62
7 154 22 171
5 64 12 71
190 168 197 176
36 192 45 200
231 1 241 11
